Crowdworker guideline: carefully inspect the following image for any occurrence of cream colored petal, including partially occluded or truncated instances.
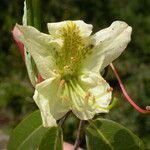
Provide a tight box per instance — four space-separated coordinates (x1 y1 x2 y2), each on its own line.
82 21 132 73
70 72 111 120
16 24 61 79
79 72 112 112
34 90 57 127
34 76 70 127
69 83 95 120
47 20 93 38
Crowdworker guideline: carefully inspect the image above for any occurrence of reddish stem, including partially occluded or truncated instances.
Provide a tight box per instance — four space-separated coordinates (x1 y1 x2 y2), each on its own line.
110 63 150 114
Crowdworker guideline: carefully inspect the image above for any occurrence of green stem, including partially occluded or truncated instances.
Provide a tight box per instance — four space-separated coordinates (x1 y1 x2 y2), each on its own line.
32 0 42 31
26 0 33 25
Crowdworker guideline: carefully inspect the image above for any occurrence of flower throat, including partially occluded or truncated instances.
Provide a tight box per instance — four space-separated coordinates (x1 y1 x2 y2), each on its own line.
55 21 92 80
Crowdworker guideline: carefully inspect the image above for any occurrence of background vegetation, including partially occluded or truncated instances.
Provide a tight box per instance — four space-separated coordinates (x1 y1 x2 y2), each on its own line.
0 0 150 149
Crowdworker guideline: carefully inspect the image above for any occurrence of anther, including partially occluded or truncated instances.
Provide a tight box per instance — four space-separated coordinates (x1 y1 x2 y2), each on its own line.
62 96 69 101
98 79 105 85
64 65 70 69
146 106 150 110
71 57 76 62
85 92 91 101
92 95 96 103
60 79 65 87
53 69 58 74
107 87 113 92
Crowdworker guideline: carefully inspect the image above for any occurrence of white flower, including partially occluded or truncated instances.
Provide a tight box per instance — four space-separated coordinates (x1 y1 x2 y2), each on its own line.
16 20 132 127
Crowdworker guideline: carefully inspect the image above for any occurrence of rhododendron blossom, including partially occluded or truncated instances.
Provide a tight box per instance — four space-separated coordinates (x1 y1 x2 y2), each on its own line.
15 20 132 127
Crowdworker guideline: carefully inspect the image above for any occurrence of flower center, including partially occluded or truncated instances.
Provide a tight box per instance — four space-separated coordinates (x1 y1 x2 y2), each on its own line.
59 78 96 108
55 21 93 80
59 78 111 111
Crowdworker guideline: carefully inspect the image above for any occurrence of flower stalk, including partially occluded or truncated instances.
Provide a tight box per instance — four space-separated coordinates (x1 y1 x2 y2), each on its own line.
26 0 33 26
110 63 150 114
73 120 85 150
32 0 42 31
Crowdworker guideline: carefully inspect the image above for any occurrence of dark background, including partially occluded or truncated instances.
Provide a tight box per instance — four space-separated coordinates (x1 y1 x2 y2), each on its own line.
0 0 150 149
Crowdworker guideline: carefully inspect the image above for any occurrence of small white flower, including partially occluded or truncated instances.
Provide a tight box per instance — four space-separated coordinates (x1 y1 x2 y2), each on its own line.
16 20 132 127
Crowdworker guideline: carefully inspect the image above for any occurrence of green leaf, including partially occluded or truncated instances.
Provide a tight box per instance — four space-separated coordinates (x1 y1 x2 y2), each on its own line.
86 119 146 150
7 110 49 150
39 127 63 150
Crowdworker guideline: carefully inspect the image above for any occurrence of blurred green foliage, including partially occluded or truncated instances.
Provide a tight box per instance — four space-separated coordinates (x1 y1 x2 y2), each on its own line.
0 0 150 148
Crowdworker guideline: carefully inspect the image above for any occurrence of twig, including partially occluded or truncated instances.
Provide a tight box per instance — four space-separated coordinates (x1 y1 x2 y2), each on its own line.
102 66 109 78
58 111 71 127
73 120 85 150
